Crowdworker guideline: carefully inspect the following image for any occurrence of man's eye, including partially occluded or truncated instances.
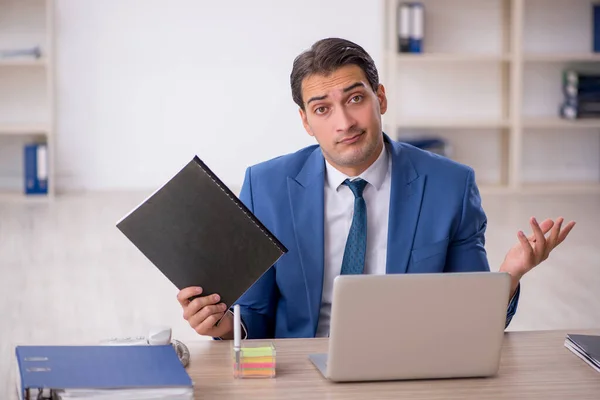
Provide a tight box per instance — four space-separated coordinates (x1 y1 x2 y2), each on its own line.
350 95 363 103
315 107 327 115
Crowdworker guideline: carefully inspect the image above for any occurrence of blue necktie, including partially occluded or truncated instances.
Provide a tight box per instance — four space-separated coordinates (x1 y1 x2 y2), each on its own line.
340 178 368 275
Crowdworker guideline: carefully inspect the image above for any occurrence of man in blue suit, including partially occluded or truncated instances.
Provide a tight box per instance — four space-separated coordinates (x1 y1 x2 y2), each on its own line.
177 38 575 340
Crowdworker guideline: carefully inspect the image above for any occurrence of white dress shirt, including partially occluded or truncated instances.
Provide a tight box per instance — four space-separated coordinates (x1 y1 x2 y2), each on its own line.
315 143 392 337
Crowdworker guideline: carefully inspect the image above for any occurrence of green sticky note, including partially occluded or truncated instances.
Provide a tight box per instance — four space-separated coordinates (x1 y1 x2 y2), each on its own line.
241 347 274 358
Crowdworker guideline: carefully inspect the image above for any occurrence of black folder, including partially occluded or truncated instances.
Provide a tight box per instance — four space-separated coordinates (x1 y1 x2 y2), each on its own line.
116 156 287 309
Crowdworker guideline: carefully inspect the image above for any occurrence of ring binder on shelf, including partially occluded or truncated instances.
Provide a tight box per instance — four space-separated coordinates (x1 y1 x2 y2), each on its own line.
397 3 411 53
409 2 424 53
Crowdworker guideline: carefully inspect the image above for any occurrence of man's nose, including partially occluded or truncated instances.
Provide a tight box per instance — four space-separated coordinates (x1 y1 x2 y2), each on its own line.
334 107 357 133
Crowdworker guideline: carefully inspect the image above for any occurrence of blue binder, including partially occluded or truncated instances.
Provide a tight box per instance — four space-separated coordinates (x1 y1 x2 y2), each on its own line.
24 143 48 195
409 2 424 53
15 345 193 399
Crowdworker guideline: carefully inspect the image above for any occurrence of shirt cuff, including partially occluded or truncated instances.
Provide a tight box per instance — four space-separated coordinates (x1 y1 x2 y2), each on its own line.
505 282 521 328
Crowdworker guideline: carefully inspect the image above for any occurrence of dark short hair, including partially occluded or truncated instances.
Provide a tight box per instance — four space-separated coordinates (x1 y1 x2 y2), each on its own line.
290 38 380 110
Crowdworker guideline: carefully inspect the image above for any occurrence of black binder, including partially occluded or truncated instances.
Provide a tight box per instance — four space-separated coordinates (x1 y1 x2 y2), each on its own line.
116 156 287 310
564 334 600 373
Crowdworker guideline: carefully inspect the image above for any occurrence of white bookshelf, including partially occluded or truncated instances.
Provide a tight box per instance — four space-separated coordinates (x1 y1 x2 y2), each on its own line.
0 0 55 200
382 0 600 193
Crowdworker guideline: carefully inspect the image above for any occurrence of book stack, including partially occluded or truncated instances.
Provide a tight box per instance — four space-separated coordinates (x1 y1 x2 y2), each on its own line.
397 2 424 53
559 70 600 120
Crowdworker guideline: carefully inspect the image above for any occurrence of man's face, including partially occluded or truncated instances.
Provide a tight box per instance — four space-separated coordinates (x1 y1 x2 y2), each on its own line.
299 64 387 175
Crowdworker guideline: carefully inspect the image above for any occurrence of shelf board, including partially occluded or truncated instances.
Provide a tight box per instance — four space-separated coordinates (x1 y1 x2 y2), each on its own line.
394 53 509 63
394 53 600 64
0 124 50 135
397 118 509 129
523 53 600 63
519 183 600 194
0 191 51 202
479 183 600 195
0 58 47 67
523 117 600 129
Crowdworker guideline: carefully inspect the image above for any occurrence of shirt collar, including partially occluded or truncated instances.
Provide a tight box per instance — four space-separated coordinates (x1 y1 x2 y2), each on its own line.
325 142 389 192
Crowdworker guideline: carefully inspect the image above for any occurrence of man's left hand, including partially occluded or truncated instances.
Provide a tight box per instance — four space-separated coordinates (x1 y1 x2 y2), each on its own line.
500 217 576 297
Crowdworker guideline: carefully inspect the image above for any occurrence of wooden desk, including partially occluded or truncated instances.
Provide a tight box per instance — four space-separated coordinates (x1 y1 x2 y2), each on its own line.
186 330 600 399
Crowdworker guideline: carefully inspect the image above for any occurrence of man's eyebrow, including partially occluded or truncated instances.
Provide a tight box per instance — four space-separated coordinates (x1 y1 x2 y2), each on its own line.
343 82 365 92
307 94 327 105
306 82 366 106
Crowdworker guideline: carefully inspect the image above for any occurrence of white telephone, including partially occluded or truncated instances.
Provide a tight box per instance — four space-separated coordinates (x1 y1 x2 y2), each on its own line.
100 326 190 367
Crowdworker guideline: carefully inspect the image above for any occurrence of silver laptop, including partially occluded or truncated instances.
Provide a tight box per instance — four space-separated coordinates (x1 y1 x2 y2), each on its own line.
309 272 511 382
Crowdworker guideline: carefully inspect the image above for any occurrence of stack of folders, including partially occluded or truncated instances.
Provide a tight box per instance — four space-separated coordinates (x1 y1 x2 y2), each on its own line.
559 70 600 120
15 345 193 399
397 2 424 53
564 334 600 373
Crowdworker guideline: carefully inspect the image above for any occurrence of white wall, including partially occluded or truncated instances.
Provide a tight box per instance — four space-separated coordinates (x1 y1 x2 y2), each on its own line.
0 0 598 192
52 0 384 192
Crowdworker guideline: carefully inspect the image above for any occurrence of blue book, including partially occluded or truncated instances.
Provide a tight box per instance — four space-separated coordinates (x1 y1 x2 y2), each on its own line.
563 70 600 86
563 83 600 98
594 4 600 52
559 100 600 119
15 345 193 399
564 91 600 104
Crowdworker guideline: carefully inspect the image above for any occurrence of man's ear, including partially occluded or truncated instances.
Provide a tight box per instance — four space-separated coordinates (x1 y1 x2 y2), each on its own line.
376 84 388 115
299 108 314 137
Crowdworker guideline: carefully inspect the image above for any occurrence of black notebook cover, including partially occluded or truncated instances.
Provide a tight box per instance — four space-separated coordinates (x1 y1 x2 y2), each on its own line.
116 156 287 309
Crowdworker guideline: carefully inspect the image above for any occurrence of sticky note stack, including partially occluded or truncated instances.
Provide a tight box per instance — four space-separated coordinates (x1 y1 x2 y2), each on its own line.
234 343 276 378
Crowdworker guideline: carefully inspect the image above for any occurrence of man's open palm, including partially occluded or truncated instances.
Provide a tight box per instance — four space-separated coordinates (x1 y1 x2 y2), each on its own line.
501 217 576 280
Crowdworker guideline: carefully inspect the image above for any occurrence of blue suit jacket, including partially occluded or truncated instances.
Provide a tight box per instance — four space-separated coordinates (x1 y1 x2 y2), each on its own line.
235 134 520 339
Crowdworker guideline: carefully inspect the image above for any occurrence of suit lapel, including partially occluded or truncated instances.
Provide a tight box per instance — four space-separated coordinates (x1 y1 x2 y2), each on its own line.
287 147 325 333
385 139 426 274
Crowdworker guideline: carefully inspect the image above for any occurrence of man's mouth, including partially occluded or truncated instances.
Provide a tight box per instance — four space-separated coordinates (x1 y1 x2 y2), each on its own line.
339 131 364 144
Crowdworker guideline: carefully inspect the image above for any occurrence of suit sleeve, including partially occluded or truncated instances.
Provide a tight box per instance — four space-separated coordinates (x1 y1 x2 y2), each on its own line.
445 169 520 328
233 166 279 339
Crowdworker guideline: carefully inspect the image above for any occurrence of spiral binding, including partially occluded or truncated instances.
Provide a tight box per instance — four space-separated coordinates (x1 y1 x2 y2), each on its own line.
192 156 288 254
